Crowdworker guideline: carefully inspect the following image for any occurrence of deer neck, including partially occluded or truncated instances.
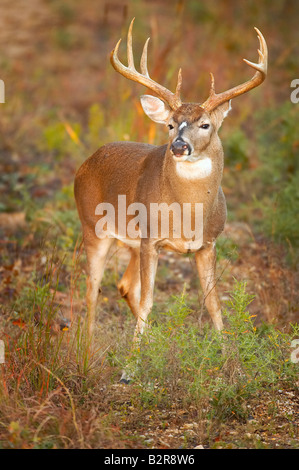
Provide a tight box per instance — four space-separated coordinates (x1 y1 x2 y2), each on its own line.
161 136 224 204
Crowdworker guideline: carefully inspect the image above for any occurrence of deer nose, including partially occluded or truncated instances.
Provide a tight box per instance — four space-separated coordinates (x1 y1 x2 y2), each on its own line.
170 139 191 156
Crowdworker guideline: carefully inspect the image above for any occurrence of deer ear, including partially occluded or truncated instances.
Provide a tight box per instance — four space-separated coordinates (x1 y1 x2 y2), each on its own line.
209 100 232 130
140 95 171 124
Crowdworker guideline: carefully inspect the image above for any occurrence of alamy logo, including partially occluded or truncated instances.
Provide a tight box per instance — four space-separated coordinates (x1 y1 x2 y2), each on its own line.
95 195 204 243
290 79 299 104
290 339 299 364
0 80 4 103
0 340 4 364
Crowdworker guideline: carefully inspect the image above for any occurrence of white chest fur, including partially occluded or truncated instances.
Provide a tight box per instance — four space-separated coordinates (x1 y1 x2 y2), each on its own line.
176 157 212 180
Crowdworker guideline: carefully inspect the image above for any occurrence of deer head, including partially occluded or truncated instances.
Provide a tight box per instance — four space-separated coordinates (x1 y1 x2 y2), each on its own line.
111 19 268 162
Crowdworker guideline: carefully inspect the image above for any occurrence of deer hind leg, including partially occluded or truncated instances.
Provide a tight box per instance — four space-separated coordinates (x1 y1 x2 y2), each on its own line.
195 243 223 331
117 248 141 319
85 236 115 338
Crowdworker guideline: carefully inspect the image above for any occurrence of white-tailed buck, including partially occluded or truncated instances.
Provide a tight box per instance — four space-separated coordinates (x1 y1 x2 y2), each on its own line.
75 20 267 380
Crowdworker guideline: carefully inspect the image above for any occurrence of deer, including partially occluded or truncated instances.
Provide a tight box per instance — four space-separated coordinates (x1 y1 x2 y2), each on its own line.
74 19 267 382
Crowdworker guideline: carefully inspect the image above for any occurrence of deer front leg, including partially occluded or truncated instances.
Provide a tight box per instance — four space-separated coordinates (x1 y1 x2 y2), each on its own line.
195 242 223 331
120 241 158 384
133 240 159 343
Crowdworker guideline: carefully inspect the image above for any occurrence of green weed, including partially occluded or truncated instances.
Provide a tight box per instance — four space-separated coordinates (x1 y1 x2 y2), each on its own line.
121 281 298 421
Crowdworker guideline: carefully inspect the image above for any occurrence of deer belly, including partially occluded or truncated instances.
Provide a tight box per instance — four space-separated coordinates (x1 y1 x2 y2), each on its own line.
157 238 203 253
107 233 203 253
111 234 141 248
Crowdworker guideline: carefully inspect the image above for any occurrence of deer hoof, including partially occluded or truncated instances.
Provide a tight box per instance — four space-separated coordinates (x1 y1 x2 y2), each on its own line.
120 370 133 385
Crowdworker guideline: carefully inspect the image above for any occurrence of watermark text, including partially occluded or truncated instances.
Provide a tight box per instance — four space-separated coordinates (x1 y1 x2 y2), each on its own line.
0 340 4 363
95 195 204 243
290 79 299 104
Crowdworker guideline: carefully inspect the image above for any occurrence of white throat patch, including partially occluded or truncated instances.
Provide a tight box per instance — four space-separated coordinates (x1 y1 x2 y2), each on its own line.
176 157 212 180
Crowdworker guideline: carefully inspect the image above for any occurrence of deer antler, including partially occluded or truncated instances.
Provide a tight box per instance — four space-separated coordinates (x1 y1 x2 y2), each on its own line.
201 28 268 112
110 18 183 110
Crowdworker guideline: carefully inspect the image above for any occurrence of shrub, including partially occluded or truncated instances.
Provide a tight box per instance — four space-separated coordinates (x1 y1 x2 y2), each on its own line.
122 281 299 421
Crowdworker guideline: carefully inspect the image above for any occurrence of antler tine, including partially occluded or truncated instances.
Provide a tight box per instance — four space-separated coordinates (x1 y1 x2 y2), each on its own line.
175 68 182 101
140 37 150 78
127 18 136 70
243 27 268 75
208 72 216 98
110 19 182 110
202 28 268 113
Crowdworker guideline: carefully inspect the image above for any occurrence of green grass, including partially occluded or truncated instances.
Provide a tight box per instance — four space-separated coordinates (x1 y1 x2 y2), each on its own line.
1 265 298 448
114 281 298 421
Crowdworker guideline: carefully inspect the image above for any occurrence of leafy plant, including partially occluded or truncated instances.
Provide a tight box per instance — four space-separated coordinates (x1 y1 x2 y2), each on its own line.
224 129 250 169
122 281 298 421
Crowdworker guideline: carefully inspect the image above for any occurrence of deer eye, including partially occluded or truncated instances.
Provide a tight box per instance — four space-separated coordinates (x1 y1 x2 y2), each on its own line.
168 124 174 130
200 123 210 129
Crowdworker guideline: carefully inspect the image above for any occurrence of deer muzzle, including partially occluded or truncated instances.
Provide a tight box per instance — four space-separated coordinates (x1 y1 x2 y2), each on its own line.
170 139 192 159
